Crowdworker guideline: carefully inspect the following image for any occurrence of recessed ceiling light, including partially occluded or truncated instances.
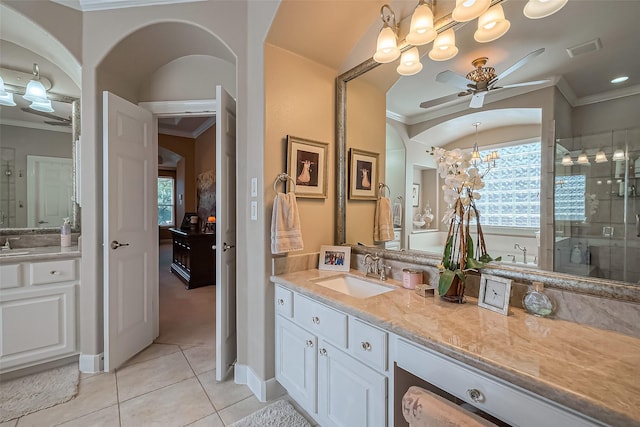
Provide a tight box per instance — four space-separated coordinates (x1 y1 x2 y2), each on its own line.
610 76 629 84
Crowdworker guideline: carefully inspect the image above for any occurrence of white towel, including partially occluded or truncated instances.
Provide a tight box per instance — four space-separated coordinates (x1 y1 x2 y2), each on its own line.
271 192 304 254
392 201 403 227
374 197 394 242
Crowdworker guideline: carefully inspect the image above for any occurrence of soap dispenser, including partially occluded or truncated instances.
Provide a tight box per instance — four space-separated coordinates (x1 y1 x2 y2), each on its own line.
61 217 71 247
523 281 555 317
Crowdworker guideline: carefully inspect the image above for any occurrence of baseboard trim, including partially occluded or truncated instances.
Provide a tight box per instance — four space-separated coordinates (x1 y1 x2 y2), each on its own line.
235 363 285 402
79 352 104 373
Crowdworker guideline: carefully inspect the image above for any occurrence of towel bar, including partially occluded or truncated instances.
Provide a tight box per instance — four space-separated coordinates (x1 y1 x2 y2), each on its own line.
273 173 296 193
378 183 391 199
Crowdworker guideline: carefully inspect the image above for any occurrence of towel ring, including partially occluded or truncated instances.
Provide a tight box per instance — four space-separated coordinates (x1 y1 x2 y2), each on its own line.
274 173 296 193
378 183 391 199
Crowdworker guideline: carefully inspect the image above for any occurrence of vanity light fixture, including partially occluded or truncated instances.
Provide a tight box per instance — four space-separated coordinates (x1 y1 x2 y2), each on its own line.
474 4 511 43
23 64 48 103
523 0 568 19
0 76 17 106
406 0 437 46
397 47 423 76
594 149 608 163
452 0 490 22
428 28 458 61
29 99 55 113
612 149 626 161
576 152 590 165
373 5 401 64
561 153 574 166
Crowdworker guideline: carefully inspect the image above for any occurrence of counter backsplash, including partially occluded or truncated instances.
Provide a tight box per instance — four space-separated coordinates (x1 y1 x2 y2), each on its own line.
272 251 640 339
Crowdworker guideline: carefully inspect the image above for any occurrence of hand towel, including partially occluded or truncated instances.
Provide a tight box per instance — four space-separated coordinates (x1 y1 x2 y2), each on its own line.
271 192 304 254
402 386 496 427
374 196 394 242
392 201 403 228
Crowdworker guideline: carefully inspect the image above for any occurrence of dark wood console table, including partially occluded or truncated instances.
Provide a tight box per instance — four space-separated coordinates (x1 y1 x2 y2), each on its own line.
169 228 216 289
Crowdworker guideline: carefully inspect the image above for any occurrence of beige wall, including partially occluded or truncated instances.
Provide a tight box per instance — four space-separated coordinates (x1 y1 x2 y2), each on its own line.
195 125 216 176
264 43 336 255
159 134 196 215
345 77 386 246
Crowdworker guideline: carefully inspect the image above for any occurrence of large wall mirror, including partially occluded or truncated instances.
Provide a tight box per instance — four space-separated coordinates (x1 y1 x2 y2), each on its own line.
0 39 81 234
336 0 639 295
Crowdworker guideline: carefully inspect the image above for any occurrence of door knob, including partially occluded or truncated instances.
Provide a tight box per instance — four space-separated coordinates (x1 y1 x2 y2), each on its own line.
110 240 130 250
223 242 235 251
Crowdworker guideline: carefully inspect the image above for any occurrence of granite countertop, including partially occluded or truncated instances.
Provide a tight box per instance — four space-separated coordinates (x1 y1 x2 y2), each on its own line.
0 246 80 264
271 268 640 427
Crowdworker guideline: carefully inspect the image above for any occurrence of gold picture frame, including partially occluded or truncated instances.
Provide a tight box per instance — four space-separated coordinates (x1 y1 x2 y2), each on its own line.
349 148 379 200
286 135 328 199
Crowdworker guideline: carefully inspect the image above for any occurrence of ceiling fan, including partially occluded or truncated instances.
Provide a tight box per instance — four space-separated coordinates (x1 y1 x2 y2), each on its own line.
20 107 72 127
420 48 549 109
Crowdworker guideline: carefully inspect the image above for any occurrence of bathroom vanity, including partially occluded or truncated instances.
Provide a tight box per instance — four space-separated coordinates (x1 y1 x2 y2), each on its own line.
271 269 640 427
0 246 81 374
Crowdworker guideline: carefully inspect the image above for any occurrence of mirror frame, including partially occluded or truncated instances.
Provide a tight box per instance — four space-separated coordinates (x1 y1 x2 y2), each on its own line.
0 92 81 235
335 59 640 305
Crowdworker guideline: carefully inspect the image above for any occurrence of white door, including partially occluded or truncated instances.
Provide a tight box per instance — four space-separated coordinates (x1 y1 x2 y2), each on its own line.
103 91 157 371
26 155 73 228
216 85 237 381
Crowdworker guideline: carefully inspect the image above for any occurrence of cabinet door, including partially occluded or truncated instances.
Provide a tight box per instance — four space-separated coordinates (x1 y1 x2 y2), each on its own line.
318 340 386 427
275 315 317 414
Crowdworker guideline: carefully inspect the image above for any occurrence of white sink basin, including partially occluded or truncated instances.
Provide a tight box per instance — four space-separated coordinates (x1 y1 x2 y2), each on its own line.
315 274 395 299
0 250 30 257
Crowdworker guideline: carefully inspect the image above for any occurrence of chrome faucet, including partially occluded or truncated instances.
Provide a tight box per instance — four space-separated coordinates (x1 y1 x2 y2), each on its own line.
514 243 527 264
362 253 389 280
2 239 11 251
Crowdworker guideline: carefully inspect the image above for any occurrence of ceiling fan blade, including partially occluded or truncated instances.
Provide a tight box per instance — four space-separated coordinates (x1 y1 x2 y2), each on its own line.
419 93 468 109
44 121 72 127
469 92 487 109
436 70 473 91
490 48 545 85
500 79 550 89
20 107 71 123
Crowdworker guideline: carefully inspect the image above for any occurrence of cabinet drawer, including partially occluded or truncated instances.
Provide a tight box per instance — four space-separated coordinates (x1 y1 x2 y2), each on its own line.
348 317 387 372
294 294 347 348
0 264 22 289
275 285 293 318
395 337 600 427
30 260 77 285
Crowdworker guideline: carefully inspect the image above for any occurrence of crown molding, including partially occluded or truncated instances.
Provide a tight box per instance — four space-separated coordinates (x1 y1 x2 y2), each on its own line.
573 83 640 107
52 0 205 12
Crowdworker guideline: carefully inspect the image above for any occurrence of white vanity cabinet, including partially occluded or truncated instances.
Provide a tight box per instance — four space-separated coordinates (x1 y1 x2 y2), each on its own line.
0 256 79 373
274 284 388 427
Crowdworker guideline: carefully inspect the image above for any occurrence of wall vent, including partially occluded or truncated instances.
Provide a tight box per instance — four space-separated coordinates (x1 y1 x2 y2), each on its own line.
566 38 602 58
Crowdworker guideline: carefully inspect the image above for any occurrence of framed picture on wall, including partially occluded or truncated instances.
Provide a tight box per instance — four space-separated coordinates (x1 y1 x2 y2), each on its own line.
349 148 379 200
412 184 420 207
286 135 328 198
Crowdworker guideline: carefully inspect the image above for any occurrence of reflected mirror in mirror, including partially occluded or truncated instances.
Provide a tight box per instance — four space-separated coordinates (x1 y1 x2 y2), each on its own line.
337 0 639 287
0 40 80 233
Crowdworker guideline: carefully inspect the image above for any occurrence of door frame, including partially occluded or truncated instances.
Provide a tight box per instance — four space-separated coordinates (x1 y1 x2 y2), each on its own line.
138 99 220 340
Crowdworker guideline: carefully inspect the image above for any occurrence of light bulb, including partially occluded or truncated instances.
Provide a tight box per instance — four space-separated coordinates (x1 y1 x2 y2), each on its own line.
452 0 490 22
561 154 573 166
594 150 608 163
30 99 54 113
397 47 423 76
523 0 568 19
406 2 436 45
23 79 48 103
474 4 511 43
577 152 590 165
374 26 400 63
428 29 458 61
612 149 625 161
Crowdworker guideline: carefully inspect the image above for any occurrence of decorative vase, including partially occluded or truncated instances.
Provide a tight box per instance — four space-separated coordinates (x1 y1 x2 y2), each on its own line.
440 274 465 303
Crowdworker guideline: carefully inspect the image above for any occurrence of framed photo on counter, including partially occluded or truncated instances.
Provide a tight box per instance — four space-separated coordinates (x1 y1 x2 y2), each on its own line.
319 245 351 272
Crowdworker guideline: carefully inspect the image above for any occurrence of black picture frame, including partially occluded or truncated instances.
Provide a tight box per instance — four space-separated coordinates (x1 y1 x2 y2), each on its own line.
180 212 198 229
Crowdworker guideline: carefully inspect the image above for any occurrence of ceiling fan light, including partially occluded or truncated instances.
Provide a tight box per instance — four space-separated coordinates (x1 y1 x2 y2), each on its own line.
474 4 511 43
428 29 458 61
595 150 608 163
523 0 568 19
452 0 490 22
30 99 55 113
23 79 48 103
561 154 573 166
374 25 400 64
397 47 423 76
406 2 437 46
577 152 590 165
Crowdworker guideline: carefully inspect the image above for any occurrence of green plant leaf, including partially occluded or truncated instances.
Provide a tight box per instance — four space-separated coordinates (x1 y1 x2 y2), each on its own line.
455 269 466 282
478 253 493 263
442 236 453 269
494 256 502 261
466 235 474 259
438 269 456 295
466 257 486 270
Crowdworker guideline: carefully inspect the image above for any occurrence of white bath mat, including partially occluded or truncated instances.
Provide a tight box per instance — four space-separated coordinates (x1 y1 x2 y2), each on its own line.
229 399 312 427
0 362 79 422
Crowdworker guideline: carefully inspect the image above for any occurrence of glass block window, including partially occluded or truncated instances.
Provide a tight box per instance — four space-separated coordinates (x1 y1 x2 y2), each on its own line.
554 175 586 221
158 176 175 226
474 142 541 228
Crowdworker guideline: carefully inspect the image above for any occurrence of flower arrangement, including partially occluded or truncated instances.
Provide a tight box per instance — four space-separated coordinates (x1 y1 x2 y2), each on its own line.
431 147 500 303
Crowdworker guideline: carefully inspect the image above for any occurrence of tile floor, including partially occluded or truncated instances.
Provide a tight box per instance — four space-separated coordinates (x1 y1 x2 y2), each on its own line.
2 241 310 427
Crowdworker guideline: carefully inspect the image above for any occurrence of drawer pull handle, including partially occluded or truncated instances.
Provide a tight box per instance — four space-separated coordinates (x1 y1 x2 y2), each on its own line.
50 270 61 275
312 316 320 325
319 348 327 356
277 298 284 306
361 341 371 351
305 340 314 348
467 388 484 403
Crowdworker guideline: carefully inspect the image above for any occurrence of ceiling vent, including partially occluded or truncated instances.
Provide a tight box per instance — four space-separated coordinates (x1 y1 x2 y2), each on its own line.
566 38 602 58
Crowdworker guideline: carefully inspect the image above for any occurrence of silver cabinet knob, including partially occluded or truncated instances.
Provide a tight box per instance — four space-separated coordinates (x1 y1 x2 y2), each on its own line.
312 316 320 325
467 388 484 403
361 341 371 351
49 270 60 275
277 298 284 306
305 340 314 348
319 348 327 356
